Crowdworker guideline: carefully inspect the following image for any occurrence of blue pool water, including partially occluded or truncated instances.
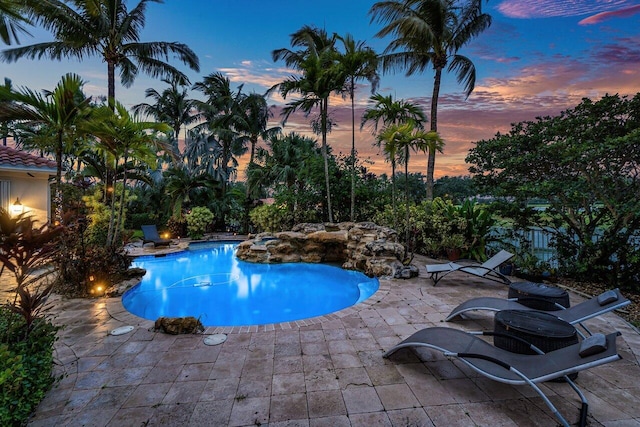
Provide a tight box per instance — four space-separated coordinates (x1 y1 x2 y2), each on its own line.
123 242 379 326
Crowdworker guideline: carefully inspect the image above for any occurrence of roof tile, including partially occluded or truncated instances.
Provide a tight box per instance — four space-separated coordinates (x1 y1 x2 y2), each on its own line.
0 145 57 170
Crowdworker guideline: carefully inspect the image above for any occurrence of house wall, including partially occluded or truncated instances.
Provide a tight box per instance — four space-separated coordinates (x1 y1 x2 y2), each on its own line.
0 171 52 225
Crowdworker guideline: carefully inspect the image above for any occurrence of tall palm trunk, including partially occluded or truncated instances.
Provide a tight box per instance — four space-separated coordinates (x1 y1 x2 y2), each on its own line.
105 155 119 248
391 159 397 231
113 148 129 247
349 77 356 222
321 97 333 223
404 145 410 259
54 130 64 223
426 67 442 201
107 61 116 109
244 135 259 233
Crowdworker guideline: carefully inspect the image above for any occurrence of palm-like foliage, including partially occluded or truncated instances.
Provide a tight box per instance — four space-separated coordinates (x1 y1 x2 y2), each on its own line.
3 0 200 104
81 102 170 247
249 132 322 221
163 166 218 220
236 92 280 232
379 122 442 253
193 72 249 197
250 132 318 195
0 0 31 45
335 33 379 221
132 76 197 154
271 25 345 223
362 93 427 131
370 0 491 199
239 93 279 167
0 73 92 221
364 93 426 224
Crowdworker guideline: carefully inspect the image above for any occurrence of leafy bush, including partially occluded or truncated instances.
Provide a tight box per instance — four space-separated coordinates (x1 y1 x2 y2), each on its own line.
0 309 58 427
0 209 60 425
469 94 640 288
249 204 288 233
54 214 131 297
185 207 214 239
374 198 496 260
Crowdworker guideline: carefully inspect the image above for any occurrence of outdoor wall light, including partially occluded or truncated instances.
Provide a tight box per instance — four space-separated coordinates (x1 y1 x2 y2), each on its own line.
10 198 23 215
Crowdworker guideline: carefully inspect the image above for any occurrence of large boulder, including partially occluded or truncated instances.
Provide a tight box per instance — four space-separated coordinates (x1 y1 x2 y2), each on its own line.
237 222 416 278
154 317 204 335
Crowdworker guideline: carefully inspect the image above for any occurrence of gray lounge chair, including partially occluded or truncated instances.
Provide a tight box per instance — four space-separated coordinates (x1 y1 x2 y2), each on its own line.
384 327 621 427
426 249 514 286
141 224 172 247
446 288 630 325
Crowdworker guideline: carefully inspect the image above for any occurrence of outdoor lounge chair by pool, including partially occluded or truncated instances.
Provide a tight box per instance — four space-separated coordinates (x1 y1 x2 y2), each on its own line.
425 249 514 286
445 288 630 325
141 224 172 247
384 327 621 427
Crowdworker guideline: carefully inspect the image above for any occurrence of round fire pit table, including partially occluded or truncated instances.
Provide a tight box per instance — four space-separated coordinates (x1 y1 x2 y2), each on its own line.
494 309 579 380
494 309 578 354
508 281 570 311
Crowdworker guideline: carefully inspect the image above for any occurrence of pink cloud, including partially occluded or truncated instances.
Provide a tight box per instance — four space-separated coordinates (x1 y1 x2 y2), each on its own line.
497 0 637 19
579 4 640 25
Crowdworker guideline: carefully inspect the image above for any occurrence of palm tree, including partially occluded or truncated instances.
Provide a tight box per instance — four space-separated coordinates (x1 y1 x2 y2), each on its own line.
379 122 442 255
335 33 379 221
248 132 321 221
363 93 426 224
183 127 222 179
236 92 280 232
239 93 279 167
0 73 92 221
132 76 197 155
193 72 248 199
3 0 200 106
271 25 345 223
81 102 171 247
251 132 317 195
163 165 218 221
370 0 491 199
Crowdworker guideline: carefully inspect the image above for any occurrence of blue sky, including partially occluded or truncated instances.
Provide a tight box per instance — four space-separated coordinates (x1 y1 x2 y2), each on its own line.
2 0 640 177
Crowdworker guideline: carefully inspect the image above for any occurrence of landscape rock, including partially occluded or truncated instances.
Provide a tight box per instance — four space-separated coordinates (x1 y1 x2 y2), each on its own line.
236 222 415 278
154 317 205 335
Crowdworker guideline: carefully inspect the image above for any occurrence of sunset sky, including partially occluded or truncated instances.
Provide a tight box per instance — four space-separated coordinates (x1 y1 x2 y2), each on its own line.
2 0 640 178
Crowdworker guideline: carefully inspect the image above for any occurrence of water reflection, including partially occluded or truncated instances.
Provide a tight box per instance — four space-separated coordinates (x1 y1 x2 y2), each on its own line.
124 242 379 326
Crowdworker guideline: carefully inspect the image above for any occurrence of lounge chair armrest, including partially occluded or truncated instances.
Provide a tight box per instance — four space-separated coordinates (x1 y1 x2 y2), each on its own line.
579 333 607 357
597 290 618 306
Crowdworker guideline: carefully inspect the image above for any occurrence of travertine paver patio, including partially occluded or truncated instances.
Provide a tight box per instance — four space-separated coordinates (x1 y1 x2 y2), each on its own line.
25 255 640 426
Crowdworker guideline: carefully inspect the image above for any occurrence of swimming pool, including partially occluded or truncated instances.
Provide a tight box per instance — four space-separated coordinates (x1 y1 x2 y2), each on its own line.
123 241 379 326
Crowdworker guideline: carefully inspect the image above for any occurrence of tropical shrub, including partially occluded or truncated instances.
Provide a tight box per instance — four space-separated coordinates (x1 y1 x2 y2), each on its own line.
374 198 495 260
0 310 58 427
249 204 288 233
185 206 214 239
0 209 60 425
55 212 131 297
82 187 111 246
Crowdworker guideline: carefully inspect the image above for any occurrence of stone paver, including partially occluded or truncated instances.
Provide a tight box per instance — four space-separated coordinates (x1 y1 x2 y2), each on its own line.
14 253 640 426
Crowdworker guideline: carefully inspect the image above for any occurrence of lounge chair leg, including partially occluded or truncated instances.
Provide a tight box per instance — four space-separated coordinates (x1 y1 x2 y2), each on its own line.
563 375 590 427
579 402 588 427
509 367 571 427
